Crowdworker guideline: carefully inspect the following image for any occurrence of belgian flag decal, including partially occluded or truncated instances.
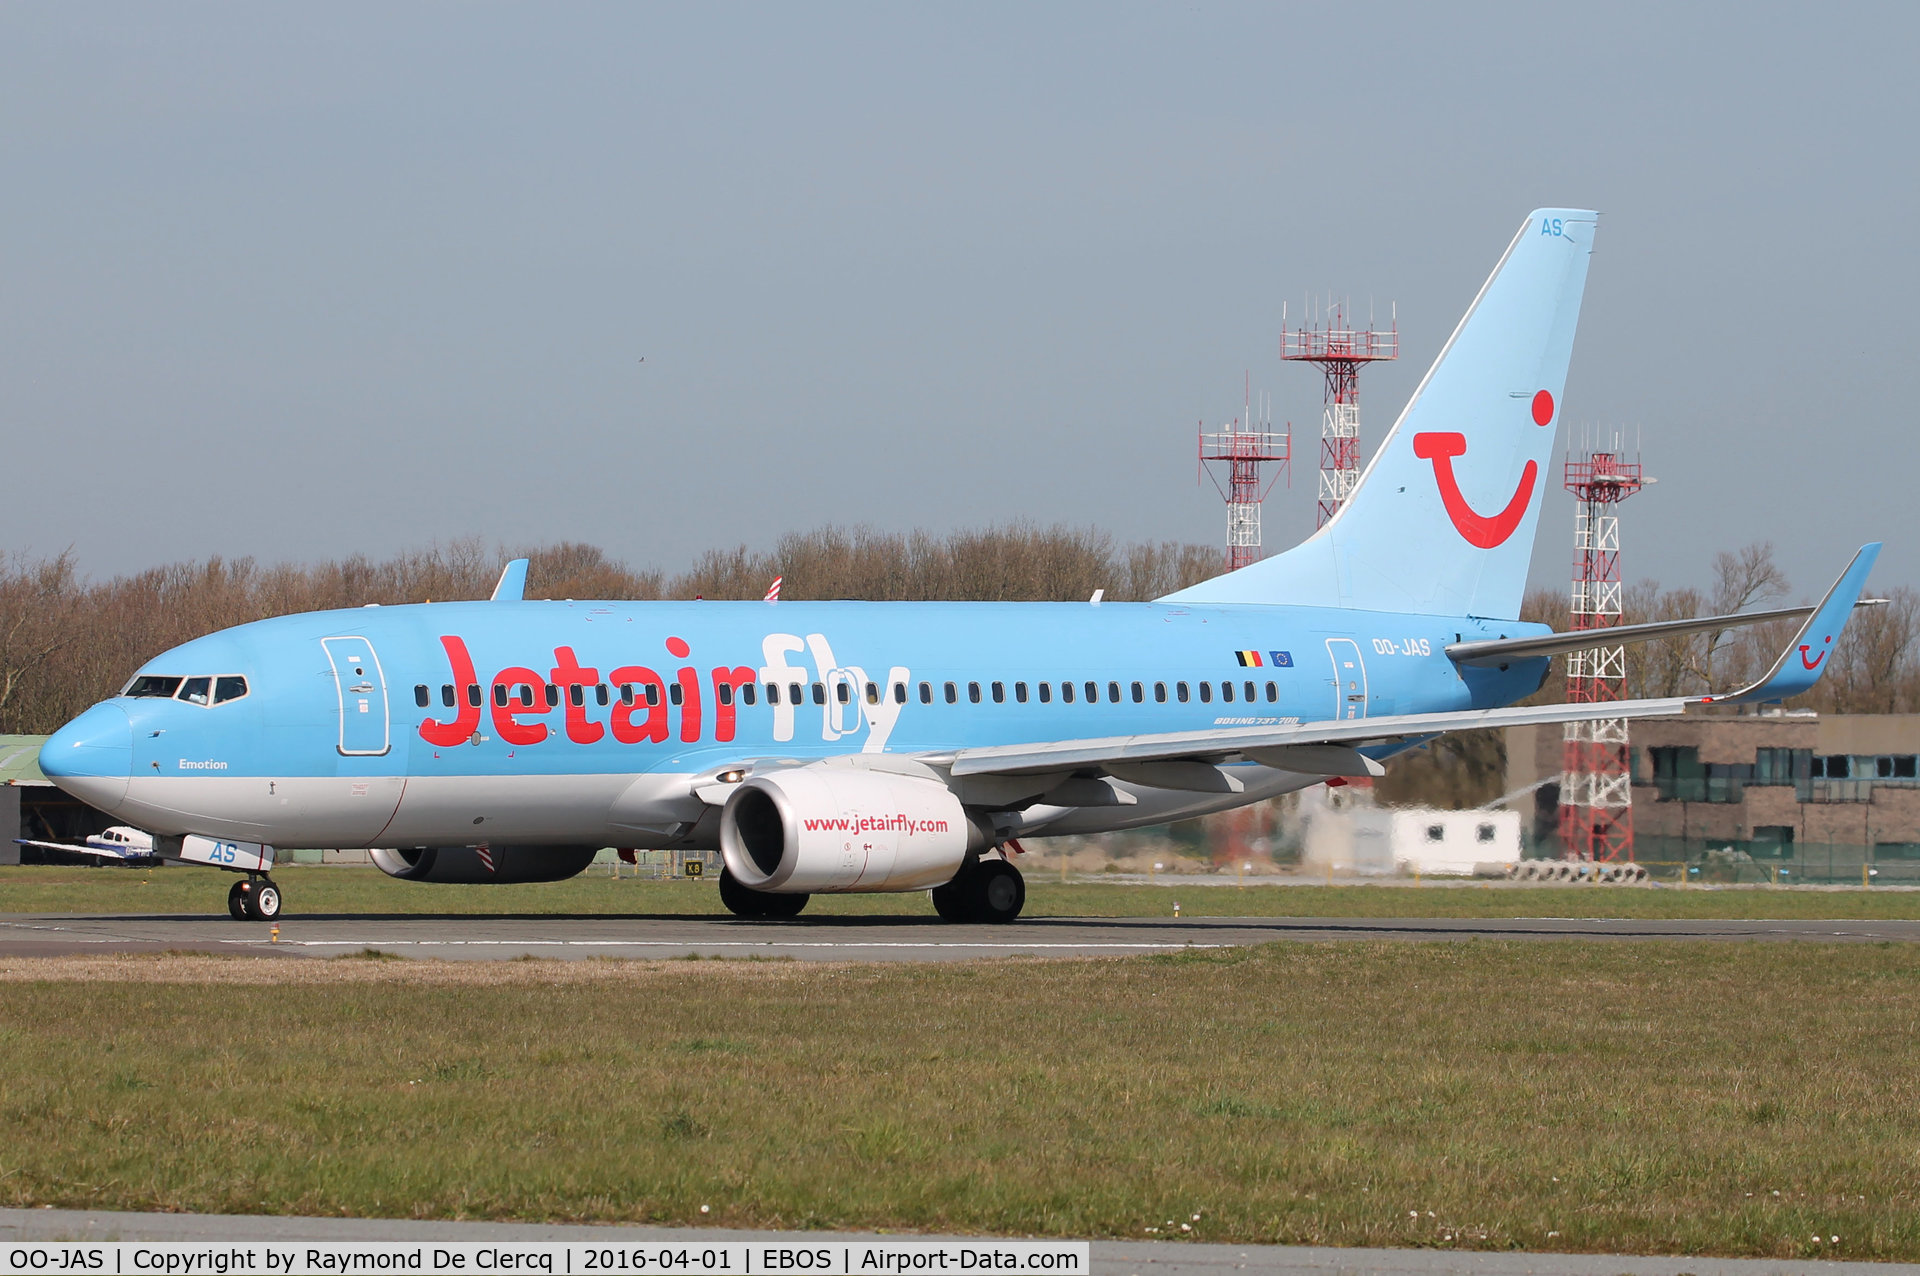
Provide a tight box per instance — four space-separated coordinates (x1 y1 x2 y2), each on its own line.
1234 650 1263 667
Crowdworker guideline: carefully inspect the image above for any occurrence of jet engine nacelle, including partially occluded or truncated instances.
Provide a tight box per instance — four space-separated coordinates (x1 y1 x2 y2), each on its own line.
369 844 600 885
719 766 979 894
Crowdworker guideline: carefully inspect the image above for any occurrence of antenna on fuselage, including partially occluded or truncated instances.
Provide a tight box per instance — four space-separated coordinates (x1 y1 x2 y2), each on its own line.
491 559 529 602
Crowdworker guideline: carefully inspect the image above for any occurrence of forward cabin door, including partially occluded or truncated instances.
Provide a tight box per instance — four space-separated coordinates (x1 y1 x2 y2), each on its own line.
1325 638 1369 720
321 636 392 756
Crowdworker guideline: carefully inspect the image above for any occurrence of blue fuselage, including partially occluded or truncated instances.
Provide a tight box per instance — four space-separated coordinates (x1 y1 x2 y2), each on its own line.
41 599 1549 849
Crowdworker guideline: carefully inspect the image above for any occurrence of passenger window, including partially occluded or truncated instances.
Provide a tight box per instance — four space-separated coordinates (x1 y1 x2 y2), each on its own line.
812 683 825 705
789 682 802 705
215 676 249 705
894 682 907 704
836 682 850 705
718 683 733 707
125 675 184 699
177 677 212 706
1199 682 1212 704
544 685 560 708
597 684 610 706
1039 682 1052 703
441 684 456 708
865 682 879 705
1131 681 1143 703
1084 681 1097 703
494 684 509 708
1154 681 1167 703
1221 682 1234 703
620 685 635 706
742 683 757 706
467 684 482 708
1266 681 1277 702
919 681 932 704
648 684 662 707
1062 681 1075 704
969 681 982 704
766 683 781 705
1245 680 1256 702
671 683 684 706
1177 681 1190 703
991 681 1004 703
1014 681 1028 703
945 682 957 704
519 685 536 708
568 684 585 707
414 684 430 708
1108 681 1120 703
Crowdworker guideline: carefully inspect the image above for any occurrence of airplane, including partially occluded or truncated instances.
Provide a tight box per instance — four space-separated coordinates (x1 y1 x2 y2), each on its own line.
34 207 1882 923
17 825 158 865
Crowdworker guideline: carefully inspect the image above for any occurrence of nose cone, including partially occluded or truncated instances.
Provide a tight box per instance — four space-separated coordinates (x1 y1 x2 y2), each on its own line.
41 702 132 809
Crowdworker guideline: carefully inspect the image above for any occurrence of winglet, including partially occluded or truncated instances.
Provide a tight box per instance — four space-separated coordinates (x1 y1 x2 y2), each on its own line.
490 559 529 602
1706 543 1881 706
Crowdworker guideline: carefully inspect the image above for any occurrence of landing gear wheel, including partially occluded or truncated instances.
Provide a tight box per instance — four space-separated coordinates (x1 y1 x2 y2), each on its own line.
930 877 976 922
227 881 250 920
251 880 282 920
718 866 809 919
975 859 1025 924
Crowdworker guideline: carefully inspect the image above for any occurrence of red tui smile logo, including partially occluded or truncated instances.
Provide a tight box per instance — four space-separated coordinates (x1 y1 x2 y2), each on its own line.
1800 637 1832 670
1412 390 1555 549
1413 433 1538 549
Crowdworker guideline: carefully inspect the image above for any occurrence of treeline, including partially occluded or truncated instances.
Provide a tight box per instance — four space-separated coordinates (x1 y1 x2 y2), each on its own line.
0 526 1221 735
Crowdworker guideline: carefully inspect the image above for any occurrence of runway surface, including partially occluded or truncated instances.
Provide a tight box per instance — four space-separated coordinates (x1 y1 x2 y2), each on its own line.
0 1208 1905 1276
5 910 1920 961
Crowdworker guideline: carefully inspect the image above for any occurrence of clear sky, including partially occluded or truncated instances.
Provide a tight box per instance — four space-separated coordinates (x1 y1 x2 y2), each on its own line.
3 3 1914 602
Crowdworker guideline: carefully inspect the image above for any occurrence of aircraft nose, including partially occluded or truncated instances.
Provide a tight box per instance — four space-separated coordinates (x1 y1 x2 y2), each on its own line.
40 702 132 809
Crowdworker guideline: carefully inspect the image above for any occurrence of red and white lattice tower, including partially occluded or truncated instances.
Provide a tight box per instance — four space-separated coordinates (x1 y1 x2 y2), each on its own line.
1197 375 1290 572
1559 443 1649 862
1281 302 1397 527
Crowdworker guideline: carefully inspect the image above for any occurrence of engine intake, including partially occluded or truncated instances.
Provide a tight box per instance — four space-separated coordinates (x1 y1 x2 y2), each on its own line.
369 844 600 884
719 766 976 893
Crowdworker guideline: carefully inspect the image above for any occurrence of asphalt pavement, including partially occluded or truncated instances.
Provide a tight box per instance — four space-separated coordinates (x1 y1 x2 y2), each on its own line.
4 910 1920 961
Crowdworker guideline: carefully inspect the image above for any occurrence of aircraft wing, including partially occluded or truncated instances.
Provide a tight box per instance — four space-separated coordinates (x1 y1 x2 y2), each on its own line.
14 838 156 863
937 696 1693 778
940 544 1881 780
1447 595 1886 667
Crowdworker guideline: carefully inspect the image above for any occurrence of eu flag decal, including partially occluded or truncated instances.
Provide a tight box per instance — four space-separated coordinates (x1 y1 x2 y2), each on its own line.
1234 650 1263 667
1269 650 1293 668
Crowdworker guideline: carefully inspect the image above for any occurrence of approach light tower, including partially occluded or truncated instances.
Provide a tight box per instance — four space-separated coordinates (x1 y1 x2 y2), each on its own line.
1197 376 1290 572
1282 302 1398 527
1559 441 1651 863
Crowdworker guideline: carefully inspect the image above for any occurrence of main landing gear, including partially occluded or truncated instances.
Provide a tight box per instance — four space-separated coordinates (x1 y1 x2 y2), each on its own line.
227 876 282 921
931 853 1026 924
717 866 810 918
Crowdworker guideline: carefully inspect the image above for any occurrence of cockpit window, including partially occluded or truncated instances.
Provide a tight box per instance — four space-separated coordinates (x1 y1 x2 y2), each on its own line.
177 676 212 706
214 675 249 704
126 675 183 699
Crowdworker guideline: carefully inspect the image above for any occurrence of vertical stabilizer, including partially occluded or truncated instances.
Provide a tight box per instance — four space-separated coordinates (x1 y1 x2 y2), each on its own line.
1164 209 1598 619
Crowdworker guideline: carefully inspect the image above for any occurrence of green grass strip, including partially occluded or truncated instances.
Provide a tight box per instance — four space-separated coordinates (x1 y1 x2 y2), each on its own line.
1 941 1918 1260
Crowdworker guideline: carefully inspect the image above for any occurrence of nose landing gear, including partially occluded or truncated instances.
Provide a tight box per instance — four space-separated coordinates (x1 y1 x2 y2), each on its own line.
227 876 283 921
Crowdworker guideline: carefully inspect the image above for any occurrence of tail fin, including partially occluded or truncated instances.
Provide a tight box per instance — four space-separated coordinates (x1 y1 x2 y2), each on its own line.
1164 208 1598 619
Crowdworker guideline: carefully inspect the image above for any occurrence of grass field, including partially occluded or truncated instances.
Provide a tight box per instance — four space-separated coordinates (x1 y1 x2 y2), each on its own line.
8 863 1920 920
3 941 1920 1259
